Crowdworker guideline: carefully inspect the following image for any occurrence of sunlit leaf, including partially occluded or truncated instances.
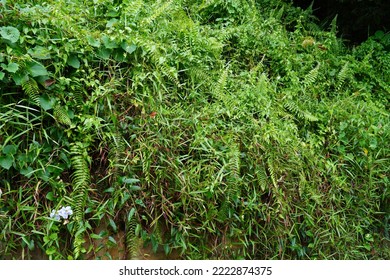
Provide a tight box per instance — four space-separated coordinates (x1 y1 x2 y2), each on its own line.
0 26 20 43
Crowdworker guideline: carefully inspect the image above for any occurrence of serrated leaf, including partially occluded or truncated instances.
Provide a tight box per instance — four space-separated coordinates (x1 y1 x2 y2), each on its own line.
67 55 80 69
27 62 48 77
0 26 20 43
0 155 13 170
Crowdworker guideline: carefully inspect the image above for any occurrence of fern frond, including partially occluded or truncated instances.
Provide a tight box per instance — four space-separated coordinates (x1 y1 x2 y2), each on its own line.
70 142 91 258
21 78 40 105
214 67 231 111
159 64 180 86
284 100 318 122
53 104 72 126
123 0 143 20
304 63 320 88
336 62 349 91
142 0 173 26
126 214 140 260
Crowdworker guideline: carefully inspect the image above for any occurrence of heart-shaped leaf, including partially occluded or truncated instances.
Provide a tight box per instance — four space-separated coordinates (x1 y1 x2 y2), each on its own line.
0 26 20 43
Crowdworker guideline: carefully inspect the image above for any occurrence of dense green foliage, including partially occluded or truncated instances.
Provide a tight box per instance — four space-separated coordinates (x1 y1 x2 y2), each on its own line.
0 0 389 259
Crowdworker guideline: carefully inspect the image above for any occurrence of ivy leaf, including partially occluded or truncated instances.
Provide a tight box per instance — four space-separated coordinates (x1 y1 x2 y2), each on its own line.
1 62 19 73
87 35 100 47
97 47 111 60
102 35 118 49
0 155 13 170
0 26 20 43
27 62 48 77
106 18 119 28
67 55 80 69
121 42 137 54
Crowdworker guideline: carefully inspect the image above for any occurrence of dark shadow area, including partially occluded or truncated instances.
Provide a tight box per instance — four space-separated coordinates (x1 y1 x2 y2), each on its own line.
292 0 390 44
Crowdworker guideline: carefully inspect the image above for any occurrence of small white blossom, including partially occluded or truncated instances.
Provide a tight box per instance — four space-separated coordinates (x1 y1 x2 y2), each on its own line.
58 206 73 219
50 209 61 221
0 188 2 197
50 206 73 221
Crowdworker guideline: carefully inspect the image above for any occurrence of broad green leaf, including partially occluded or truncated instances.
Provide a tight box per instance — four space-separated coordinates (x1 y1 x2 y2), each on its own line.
0 26 20 43
45 191 55 201
2 145 17 155
20 167 34 178
0 71 4 80
28 46 51 59
39 94 55 111
87 35 101 47
0 155 13 170
45 247 57 255
12 72 29 85
27 62 48 77
121 42 137 54
106 18 119 28
67 55 80 69
1 62 19 73
97 47 111 59
102 35 118 49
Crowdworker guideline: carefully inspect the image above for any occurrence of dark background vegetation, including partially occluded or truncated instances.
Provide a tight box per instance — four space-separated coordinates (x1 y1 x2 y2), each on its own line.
292 0 390 43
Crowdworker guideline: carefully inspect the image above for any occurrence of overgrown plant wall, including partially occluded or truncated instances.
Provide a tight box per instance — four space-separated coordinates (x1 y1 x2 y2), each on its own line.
0 0 389 259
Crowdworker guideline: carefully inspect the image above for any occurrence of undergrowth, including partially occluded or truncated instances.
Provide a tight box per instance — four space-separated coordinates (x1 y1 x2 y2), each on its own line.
0 0 389 259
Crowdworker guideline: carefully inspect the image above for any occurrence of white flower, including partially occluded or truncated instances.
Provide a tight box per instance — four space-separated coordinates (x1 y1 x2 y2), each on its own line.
49 206 73 221
0 188 2 197
58 206 73 219
50 210 61 221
